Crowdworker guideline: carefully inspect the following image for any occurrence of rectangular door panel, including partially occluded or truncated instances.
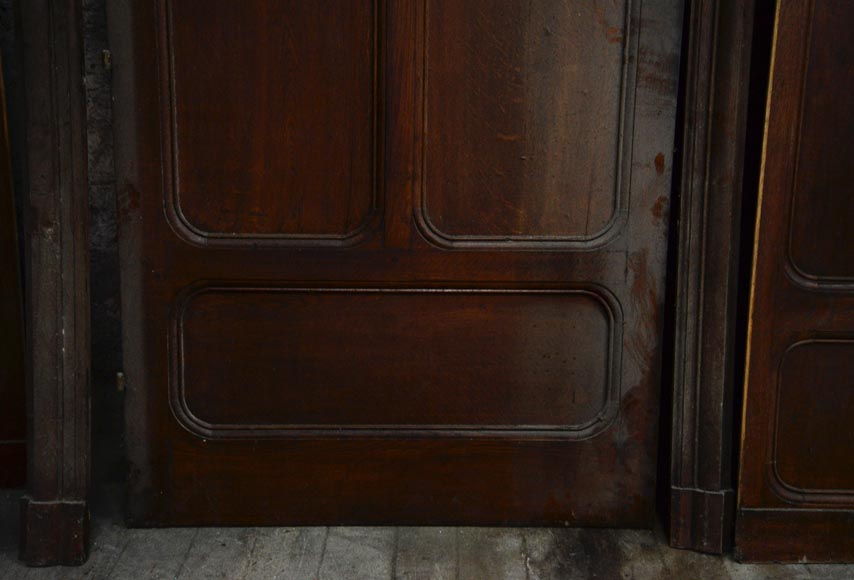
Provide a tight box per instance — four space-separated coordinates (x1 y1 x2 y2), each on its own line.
421 0 634 246
165 0 379 244
787 0 854 281
175 287 619 435
774 340 854 495
111 0 683 526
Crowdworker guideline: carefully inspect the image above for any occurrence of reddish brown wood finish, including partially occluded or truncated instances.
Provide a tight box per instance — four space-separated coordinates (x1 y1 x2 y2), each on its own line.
423 1 626 243
168 1 376 241
110 0 683 526
0 52 26 489
736 0 854 563
18 0 91 566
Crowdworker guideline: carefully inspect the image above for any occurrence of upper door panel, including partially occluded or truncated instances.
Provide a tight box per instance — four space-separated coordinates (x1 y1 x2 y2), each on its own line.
164 0 379 245
421 0 636 248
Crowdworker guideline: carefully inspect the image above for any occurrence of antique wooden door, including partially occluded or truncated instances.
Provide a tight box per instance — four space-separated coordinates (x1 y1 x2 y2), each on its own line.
111 0 683 525
736 0 854 561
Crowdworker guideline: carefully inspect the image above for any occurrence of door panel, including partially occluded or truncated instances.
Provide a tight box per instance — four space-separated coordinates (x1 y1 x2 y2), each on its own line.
736 0 854 562
422 0 633 244
175 287 618 434
166 0 379 243
786 1 854 281
112 0 683 525
774 340 854 493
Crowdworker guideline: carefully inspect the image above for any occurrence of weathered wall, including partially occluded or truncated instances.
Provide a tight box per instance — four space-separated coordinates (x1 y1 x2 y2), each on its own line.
83 0 124 486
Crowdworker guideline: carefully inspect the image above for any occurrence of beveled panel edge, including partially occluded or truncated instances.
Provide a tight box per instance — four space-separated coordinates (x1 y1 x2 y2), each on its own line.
414 0 640 251
768 338 854 506
167 282 624 440
783 0 854 290
158 0 383 248
786 263 854 292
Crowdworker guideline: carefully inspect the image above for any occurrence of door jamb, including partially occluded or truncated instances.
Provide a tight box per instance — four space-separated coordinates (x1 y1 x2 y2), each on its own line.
668 0 756 554
18 0 91 566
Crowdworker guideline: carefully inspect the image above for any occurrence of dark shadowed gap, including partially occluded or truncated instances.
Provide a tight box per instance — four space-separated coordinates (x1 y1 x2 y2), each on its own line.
656 0 692 535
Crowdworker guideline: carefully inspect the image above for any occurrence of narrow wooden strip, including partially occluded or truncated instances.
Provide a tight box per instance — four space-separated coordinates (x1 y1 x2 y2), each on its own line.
382 0 419 249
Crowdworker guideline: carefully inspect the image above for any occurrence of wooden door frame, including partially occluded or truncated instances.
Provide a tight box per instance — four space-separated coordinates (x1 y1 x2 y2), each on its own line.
18 0 91 567
15 0 758 564
668 0 757 555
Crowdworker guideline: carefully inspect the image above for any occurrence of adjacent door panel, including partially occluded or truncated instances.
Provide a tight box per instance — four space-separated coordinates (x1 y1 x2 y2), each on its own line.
112 0 683 525
736 0 854 562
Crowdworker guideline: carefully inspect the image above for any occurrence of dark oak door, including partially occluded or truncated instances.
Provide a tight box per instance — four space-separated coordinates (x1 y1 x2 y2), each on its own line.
111 0 682 525
736 0 854 562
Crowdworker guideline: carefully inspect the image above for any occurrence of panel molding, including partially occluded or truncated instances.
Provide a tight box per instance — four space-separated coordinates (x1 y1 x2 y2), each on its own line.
413 0 640 250
783 0 854 291
767 338 854 505
158 0 383 248
168 283 623 440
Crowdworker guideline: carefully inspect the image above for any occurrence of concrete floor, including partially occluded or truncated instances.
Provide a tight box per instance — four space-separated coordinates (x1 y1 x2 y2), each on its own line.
1 491 852 580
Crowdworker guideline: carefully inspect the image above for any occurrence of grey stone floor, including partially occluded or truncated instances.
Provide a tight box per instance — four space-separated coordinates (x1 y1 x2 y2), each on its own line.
1 491 852 580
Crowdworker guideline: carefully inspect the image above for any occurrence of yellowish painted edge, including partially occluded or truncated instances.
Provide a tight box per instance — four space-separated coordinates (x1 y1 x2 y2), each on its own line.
736 0 784 510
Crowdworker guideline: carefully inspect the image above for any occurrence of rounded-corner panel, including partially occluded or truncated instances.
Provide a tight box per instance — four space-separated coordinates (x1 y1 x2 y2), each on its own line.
159 0 382 248
769 338 854 506
415 0 639 251
168 283 624 441
783 0 854 290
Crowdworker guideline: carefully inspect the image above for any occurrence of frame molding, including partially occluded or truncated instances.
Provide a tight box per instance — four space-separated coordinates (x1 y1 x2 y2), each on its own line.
669 0 755 555
18 0 91 566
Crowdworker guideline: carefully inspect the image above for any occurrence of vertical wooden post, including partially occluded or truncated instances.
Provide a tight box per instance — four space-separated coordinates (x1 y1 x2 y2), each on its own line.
669 0 755 555
18 0 90 566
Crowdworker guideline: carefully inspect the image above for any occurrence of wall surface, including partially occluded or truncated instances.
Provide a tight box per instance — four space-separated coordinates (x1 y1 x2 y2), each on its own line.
82 0 124 487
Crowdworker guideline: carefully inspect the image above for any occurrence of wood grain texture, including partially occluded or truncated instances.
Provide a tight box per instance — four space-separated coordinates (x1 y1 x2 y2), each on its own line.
164 0 379 245
18 0 91 567
110 0 683 527
668 0 755 555
736 0 854 563
419 0 634 247
175 288 618 436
